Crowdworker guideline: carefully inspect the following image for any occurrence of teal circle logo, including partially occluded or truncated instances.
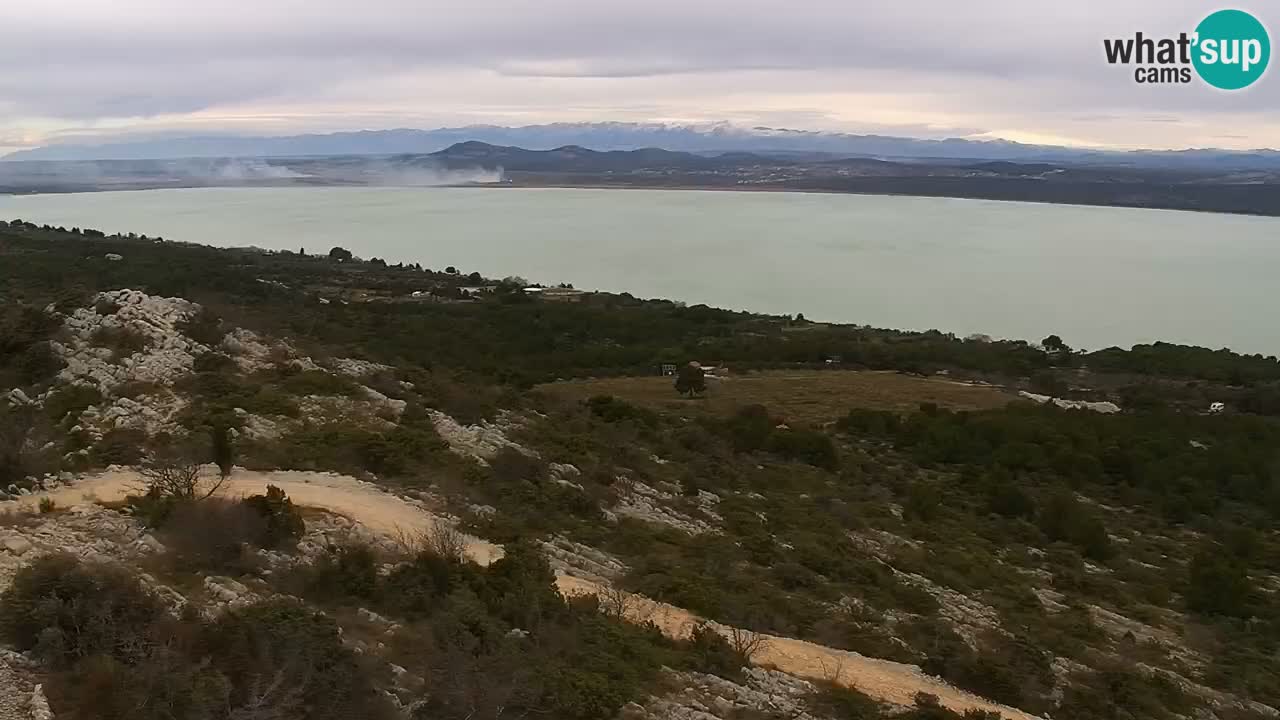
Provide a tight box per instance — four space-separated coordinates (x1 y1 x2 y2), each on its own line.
1192 9 1270 89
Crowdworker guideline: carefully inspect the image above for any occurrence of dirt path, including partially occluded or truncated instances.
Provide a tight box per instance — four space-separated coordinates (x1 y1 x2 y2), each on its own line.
23 468 1038 720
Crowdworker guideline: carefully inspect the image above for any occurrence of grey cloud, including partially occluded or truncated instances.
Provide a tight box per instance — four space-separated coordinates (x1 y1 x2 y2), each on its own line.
0 0 1276 146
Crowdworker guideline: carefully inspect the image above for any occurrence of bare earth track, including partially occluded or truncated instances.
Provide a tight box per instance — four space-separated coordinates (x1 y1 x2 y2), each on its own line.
21 467 1038 720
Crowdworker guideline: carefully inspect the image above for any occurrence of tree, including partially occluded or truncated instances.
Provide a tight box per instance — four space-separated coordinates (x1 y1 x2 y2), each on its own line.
674 362 706 397
1042 334 1071 354
445 266 459 275
138 437 224 501
211 424 235 480
328 247 353 262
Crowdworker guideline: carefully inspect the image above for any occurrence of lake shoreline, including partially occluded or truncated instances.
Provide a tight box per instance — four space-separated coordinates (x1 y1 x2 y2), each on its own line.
3 179 1276 220
5 186 1278 356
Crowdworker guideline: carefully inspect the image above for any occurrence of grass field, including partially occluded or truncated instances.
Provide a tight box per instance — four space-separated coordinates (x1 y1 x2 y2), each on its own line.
536 369 1014 424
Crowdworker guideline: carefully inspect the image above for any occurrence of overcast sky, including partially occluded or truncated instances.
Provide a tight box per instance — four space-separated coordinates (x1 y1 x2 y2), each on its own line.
1 1 1276 154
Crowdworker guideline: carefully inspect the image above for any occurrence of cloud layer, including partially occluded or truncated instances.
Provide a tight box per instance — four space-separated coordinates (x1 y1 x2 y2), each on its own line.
2 0 1278 152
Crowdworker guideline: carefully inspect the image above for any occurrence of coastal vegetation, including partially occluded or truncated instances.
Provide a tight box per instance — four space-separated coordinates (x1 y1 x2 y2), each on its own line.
3 219 1280 719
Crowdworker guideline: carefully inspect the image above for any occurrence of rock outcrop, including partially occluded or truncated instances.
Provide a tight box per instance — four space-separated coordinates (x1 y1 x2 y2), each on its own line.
1018 391 1121 414
624 668 827 720
52 289 205 394
612 480 718 535
429 411 527 464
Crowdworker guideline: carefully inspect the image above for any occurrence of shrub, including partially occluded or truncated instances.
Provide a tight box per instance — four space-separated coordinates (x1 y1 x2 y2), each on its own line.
810 683 886 720
93 297 121 315
13 342 64 385
159 498 266 572
279 369 360 397
53 649 231 720
767 427 839 470
687 623 749 679
242 485 306 548
1186 544 1253 617
178 308 225 347
91 325 150 359
43 385 104 424
192 351 236 374
585 395 658 427
1038 492 1112 562
91 427 149 466
38 497 56 514
0 554 166 668
359 421 447 476
489 446 548 485
205 599 395 720
304 543 382 603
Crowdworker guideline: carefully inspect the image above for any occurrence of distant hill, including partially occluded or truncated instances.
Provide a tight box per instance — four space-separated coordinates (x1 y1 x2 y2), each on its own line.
8 122 1280 172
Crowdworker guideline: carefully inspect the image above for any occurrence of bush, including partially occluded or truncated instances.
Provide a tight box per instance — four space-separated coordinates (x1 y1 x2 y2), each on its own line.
242 485 306 548
160 498 266 572
178 308 225 347
0 554 166 668
585 395 658 427
91 325 150 359
279 369 360 397
43 385 104 424
489 446 548 485
192 351 236 374
93 297 121 315
1038 492 1112 562
1186 545 1253 617
810 683 886 720
92 426 149 466
767 427 839 470
205 599 395 720
687 623 749 679
53 649 231 720
304 543 382 603
155 490 303 571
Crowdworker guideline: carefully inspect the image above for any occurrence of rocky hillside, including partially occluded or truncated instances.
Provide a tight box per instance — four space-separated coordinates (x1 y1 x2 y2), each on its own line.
4 223 1280 720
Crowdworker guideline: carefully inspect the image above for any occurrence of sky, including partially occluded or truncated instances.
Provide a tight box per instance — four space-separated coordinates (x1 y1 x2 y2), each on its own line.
1 1 1277 155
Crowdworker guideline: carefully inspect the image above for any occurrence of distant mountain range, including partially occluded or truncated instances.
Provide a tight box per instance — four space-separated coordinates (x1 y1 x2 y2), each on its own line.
6 141 1280 217
8 122 1280 172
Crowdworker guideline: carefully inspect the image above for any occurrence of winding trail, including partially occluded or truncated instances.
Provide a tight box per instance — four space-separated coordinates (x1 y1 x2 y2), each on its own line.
21 467 1038 720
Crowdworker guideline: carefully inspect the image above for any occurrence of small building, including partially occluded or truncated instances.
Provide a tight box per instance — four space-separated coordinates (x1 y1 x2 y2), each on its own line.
660 363 678 376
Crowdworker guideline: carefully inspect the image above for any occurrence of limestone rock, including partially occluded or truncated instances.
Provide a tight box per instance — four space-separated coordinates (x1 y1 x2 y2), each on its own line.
5 388 32 407
29 683 53 720
1018 391 1121 414
1 537 33 556
429 410 528 464
330 357 394 378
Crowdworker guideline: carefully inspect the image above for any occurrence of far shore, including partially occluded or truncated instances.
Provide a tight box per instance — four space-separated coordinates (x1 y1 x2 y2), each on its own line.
5 179 1280 219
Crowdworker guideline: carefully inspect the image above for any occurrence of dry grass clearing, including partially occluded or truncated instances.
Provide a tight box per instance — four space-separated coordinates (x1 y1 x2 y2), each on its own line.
537 369 1014 424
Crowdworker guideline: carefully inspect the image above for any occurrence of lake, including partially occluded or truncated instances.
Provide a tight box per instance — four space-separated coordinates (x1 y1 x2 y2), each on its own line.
3 186 1278 355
